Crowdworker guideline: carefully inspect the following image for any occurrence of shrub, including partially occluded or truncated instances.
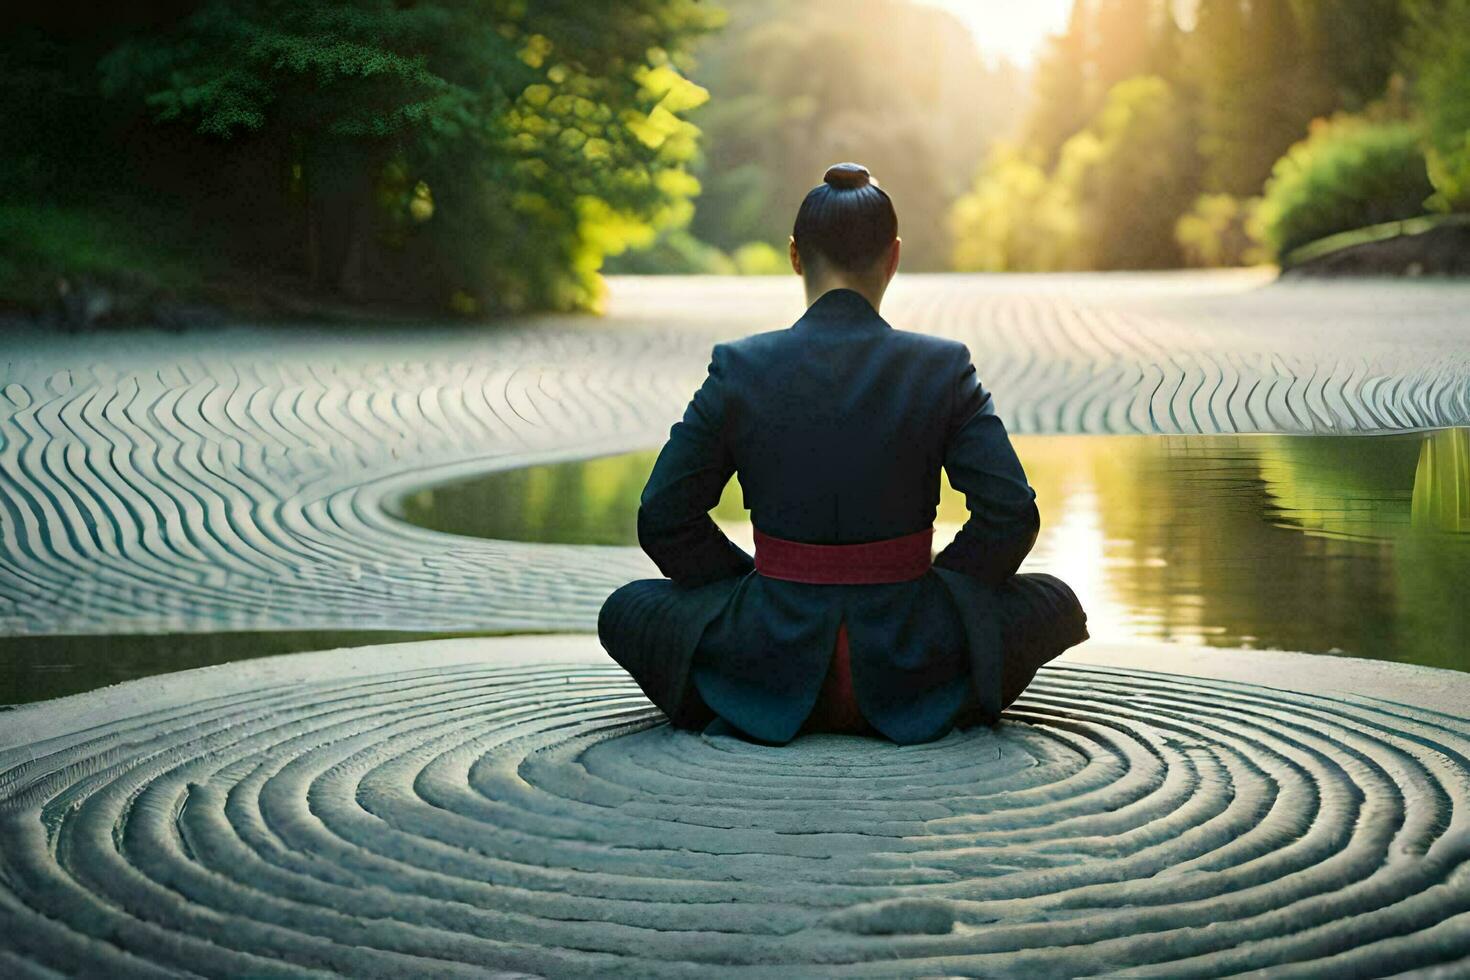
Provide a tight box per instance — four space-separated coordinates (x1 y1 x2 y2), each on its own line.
599 227 735 275
730 241 786 275
600 232 787 276
0 203 202 317
948 144 1079 272
1174 194 1269 267
1255 115 1435 259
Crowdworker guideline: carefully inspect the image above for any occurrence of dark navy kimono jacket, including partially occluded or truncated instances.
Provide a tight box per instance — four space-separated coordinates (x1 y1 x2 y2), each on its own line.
598 287 1088 745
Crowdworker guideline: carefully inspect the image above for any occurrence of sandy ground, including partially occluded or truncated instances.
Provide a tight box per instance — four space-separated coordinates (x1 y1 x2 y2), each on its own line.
6 271 1470 636
1 636 1467 975
4 272 1470 973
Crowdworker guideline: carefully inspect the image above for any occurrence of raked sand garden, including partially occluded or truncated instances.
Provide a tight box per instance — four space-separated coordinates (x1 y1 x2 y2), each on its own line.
3 272 1470 975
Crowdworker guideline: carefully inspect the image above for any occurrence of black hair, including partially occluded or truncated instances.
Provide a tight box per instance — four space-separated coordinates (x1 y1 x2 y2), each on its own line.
792 162 898 277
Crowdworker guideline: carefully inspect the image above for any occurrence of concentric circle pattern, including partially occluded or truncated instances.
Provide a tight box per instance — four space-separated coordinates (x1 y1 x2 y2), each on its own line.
4 272 1470 636
2 659 1468 976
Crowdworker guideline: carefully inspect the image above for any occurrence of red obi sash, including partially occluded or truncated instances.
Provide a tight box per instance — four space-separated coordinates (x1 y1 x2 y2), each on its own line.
754 526 935 734
752 526 935 584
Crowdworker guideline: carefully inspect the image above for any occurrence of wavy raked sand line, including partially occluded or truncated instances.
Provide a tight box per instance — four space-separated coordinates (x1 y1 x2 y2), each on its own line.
1 638 1467 976
4 272 1470 636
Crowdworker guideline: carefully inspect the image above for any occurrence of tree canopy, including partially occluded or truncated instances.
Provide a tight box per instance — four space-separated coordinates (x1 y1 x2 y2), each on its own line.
951 0 1463 271
3 0 722 315
619 0 1029 274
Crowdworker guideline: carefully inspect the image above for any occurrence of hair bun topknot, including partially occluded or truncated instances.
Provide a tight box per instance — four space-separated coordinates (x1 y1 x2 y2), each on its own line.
824 162 871 189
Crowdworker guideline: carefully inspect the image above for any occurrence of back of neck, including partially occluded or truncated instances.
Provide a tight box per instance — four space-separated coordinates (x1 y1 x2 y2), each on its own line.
804 277 885 313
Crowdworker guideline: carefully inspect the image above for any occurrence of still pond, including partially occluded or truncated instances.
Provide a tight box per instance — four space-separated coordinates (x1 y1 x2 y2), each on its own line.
399 430 1470 673
6 430 1467 706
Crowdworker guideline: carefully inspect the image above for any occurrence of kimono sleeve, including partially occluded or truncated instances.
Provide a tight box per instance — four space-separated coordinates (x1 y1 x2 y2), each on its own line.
636 342 755 587
931 343 1040 585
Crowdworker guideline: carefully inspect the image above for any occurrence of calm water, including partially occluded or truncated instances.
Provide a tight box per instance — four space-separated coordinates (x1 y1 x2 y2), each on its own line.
397 431 1470 673
7 431 1466 707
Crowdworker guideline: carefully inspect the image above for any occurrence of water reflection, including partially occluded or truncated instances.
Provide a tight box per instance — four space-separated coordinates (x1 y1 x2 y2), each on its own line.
397 432 1470 672
1412 428 1470 533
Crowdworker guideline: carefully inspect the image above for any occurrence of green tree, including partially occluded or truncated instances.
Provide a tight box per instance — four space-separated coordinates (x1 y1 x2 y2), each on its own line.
949 145 1079 271
952 75 1199 271
1025 1 1093 169
91 0 722 314
1024 0 1185 170
1091 0 1155 93
1174 193 1267 267
1400 0 1470 211
956 0 1436 273
1295 0 1407 110
1191 0 1335 196
671 0 1027 273
1056 75 1202 268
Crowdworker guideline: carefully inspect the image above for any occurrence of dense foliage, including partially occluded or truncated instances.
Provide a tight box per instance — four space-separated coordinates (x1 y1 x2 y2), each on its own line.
5 0 1467 307
1255 115 1435 258
1059 75 1201 269
608 0 1029 275
1402 0 1470 211
951 0 1464 270
1174 194 1266 268
951 75 1200 270
2 0 721 317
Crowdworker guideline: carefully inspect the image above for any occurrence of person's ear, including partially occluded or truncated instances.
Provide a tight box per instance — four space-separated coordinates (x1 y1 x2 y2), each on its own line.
789 235 803 276
885 237 901 280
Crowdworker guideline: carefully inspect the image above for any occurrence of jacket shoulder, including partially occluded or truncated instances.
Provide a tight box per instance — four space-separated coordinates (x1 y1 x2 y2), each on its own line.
891 328 969 360
713 328 792 368
720 327 788 353
714 325 970 371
